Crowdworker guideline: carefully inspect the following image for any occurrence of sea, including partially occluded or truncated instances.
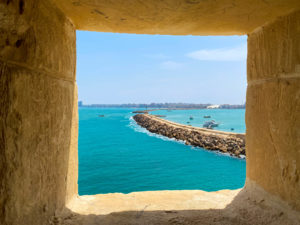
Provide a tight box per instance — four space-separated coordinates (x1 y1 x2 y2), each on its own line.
78 108 246 195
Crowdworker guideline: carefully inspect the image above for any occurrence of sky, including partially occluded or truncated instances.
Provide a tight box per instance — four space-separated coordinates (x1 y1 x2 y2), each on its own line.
77 31 247 105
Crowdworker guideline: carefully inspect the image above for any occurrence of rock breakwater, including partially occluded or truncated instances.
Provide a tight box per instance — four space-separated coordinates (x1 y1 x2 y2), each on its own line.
133 114 246 158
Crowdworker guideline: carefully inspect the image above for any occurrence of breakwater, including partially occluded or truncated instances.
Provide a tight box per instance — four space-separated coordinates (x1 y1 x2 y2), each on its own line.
133 114 246 158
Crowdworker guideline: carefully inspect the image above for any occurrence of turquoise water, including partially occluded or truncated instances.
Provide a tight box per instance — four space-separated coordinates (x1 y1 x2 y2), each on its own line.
78 108 246 195
151 109 245 133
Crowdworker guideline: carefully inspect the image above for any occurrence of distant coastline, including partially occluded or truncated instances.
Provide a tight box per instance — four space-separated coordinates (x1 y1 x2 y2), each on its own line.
78 102 245 109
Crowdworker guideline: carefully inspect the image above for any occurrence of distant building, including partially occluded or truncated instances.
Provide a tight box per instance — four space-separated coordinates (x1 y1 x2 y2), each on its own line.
207 105 220 109
78 101 83 107
219 104 245 109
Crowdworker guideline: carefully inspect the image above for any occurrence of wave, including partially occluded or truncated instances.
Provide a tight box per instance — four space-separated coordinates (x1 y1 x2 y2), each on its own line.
128 117 245 160
128 116 186 145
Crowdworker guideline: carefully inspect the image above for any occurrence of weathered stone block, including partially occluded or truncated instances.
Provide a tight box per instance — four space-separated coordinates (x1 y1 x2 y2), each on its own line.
0 62 77 225
246 78 300 209
51 0 300 35
0 0 76 80
247 10 300 81
0 1 77 224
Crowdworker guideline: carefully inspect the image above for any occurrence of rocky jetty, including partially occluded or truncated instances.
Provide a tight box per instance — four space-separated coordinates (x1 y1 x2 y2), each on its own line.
133 114 246 158
132 110 150 114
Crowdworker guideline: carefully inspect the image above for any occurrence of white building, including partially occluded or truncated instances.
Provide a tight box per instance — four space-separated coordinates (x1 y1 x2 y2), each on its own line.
207 105 220 109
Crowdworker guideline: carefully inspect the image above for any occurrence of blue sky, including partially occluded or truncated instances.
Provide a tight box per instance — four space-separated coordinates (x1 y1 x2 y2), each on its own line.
77 31 247 105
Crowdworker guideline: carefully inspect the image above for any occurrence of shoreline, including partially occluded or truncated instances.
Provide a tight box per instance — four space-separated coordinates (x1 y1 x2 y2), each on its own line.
133 114 246 158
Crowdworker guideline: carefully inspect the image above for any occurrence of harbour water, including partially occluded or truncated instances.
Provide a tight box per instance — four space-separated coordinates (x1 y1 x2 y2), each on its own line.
78 108 246 195
151 109 245 133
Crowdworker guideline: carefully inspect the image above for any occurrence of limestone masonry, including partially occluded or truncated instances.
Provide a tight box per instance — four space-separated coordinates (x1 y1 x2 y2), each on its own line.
1 0 299 224
133 114 246 158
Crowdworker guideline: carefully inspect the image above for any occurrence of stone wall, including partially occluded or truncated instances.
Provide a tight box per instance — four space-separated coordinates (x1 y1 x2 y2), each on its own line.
246 10 300 210
52 0 299 35
133 114 245 158
0 0 77 224
0 0 299 223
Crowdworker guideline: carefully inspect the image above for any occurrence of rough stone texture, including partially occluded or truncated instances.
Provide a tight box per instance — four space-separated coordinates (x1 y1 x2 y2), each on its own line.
134 113 246 157
1 1 300 224
51 0 300 35
0 0 76 80
246 10 300 211
247 10 300 81
65 84 79 206
53 182 300 225
0 1 77 225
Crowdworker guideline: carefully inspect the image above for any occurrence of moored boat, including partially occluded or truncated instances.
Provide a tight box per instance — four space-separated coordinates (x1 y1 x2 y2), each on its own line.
203 120 219 129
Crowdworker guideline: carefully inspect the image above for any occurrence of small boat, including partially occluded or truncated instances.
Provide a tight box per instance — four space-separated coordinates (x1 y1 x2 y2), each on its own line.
186 121 190 124
189 116 194 120
203 120 219 129
231 128 234 131
98 115 105 117
203 115 211 118
154 115 166 118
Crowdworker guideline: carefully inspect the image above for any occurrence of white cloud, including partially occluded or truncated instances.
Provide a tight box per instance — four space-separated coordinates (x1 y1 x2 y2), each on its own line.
186 44 247 61
160 61 183 70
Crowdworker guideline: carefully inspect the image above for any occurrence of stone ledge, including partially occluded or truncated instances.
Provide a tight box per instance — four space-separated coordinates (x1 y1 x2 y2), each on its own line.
56 181 300 225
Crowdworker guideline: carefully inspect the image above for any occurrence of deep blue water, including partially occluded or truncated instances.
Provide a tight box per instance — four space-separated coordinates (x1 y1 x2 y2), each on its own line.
78 108 246 195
